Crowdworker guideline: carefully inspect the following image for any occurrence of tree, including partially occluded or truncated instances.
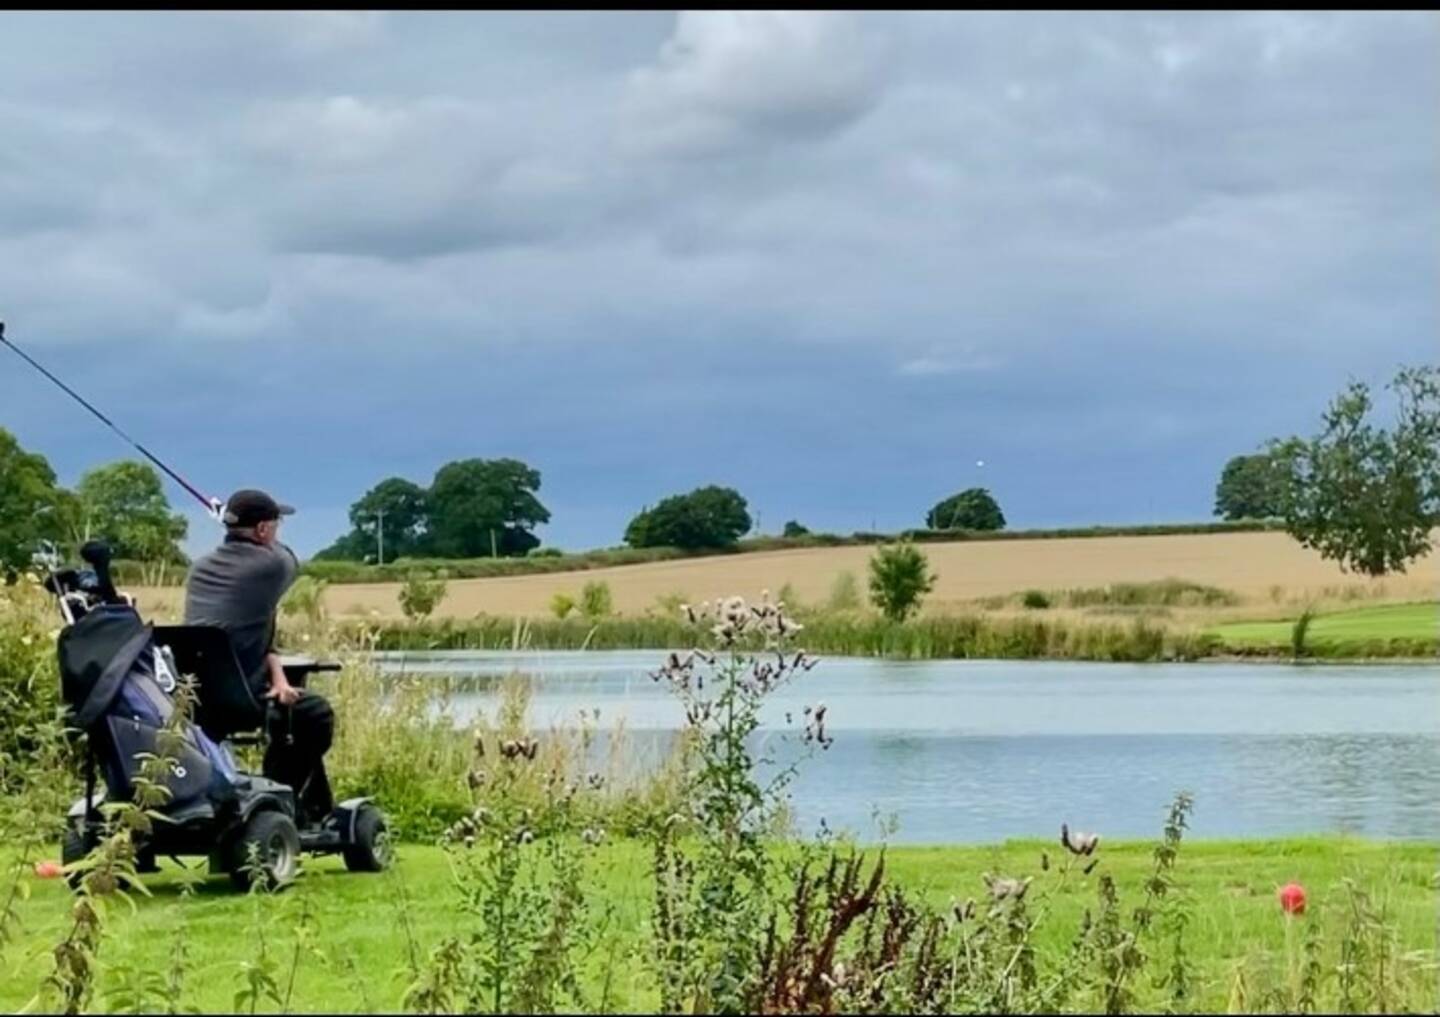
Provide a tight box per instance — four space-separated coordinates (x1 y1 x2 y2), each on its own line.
348 477 430 562
426 458 550 558
74 460 188 562
1213 452 1287 520
867 541 936 622
624 486 751 550
398 572 448 621
1270 364 1440 577
0 428 74 573
782 520 810 538
926 488 1006 531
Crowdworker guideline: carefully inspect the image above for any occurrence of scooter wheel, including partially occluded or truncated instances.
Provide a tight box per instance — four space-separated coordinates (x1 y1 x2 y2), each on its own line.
342 806 392 873
228 810 301 891
61 826 94 893
61 826 146 894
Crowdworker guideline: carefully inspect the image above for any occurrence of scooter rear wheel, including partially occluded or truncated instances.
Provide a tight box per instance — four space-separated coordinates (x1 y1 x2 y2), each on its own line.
342 806 391 873
228 810 301 891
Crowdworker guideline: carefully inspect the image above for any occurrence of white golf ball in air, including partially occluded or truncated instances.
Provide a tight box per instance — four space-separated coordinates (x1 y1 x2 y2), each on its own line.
976 460 985 467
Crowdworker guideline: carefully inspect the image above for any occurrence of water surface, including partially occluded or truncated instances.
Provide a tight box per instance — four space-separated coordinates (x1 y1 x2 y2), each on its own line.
377 650 1440 844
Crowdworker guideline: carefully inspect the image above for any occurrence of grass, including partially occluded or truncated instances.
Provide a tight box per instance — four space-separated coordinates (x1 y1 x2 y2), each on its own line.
1211 602 1438 656
117 521 1288 587
1 838 1433 1013
359 612 1231 662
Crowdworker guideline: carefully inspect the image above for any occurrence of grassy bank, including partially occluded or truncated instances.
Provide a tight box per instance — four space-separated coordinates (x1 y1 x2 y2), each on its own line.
363 603 1439 661
1211 602 1438 658
363 612 1227 661
2 838 1434 1013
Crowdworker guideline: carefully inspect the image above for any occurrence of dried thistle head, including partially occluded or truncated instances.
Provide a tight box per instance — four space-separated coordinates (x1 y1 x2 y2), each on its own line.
983 873 1032 902
1061 823 1101 857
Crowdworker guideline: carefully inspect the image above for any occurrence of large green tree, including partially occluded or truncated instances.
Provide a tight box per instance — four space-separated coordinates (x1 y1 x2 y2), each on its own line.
426 458 550 558
1213 452 1287 520
74 460 188 562
1270 364 1440 577
344 476 430 563
926 488 1005 531
0 428 75 573
625 485 751 550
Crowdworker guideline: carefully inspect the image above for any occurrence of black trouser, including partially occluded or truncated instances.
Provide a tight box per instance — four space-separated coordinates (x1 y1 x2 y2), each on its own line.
264 693 335 825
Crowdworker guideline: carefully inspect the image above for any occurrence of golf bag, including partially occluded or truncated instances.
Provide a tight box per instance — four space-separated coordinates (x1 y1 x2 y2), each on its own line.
58 600 239 822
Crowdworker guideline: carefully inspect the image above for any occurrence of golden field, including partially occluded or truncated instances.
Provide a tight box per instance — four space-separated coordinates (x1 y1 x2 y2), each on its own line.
133 530 1439 622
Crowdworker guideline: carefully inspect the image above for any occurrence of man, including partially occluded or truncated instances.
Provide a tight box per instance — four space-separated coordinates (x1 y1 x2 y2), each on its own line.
183 489 334 827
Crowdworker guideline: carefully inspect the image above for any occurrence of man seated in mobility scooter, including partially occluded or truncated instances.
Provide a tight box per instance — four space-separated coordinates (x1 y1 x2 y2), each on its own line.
56 491 388 891
184 489 335 831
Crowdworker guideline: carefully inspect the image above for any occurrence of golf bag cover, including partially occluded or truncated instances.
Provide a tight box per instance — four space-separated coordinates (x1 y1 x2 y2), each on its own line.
58 604 238 815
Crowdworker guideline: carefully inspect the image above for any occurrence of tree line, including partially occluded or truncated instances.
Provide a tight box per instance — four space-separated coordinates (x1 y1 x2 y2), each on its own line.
0 435 187 573
2 363 1435 579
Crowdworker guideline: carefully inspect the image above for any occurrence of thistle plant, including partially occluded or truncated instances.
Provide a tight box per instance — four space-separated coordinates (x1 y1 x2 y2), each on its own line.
407 720 602 1014
648 592 822 1013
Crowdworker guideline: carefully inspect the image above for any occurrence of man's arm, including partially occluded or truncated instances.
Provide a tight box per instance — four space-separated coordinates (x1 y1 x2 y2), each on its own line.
261 543 303 706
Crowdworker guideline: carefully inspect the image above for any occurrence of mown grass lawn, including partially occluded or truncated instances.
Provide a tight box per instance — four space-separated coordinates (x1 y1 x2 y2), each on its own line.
2 838 1435 1013
1211 602 1438 652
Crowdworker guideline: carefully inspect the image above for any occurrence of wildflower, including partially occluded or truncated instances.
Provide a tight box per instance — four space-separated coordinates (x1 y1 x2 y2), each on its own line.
983 873 1032 902
1061 823 1100 856
1278 882 1306 915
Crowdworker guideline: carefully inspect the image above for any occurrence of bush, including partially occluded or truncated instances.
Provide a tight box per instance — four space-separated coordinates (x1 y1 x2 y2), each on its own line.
549 592 575 620
398 572 448 622
579 580 612 620
1061 578 1240 609
279 575 328 628
527 546 563 558
826 571 861 612
867 542 936 622
1292 606 1315 659
782 520 810 537
1022 589 1051 610
651 590 688 617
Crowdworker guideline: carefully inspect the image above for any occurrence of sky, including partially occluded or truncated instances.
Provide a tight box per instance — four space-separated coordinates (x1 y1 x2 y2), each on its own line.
0 11 1435 558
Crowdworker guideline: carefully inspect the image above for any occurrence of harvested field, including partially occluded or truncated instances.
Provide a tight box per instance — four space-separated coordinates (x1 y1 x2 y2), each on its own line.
132 530 1439 621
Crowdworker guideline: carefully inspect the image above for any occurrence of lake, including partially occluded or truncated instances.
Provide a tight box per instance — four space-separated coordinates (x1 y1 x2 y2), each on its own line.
375 650 1440 844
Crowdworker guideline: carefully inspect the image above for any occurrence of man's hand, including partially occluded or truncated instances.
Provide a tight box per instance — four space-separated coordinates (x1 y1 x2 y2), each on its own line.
264 653 303 706
266 674 302 706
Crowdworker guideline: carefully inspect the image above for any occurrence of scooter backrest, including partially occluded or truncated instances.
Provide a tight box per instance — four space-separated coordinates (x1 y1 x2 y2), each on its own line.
151 625 266 741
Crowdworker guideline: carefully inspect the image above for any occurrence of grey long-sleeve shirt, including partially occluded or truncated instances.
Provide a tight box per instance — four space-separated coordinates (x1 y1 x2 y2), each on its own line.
183 534 299 688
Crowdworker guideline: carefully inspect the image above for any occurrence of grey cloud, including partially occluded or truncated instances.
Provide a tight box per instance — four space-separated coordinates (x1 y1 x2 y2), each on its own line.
0 12 1432 549
622 11 888 158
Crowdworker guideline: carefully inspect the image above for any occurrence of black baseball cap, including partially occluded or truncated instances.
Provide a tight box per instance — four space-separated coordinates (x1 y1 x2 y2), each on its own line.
222 489 296 527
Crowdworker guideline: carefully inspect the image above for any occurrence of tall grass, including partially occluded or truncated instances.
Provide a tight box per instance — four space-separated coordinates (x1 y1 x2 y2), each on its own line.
985 578 1241 611
317 629 687 840
363 612 1223 662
